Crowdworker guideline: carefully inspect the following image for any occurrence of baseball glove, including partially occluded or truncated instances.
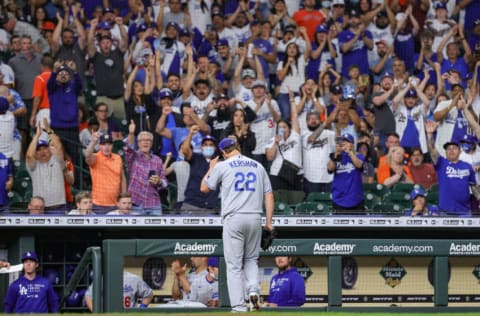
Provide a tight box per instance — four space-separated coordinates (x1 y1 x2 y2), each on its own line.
261 228 277 251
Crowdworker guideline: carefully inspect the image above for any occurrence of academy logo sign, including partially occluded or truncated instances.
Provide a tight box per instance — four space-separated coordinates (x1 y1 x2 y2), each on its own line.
313 242 356 255
380 257 406 288
449 242 480 255
174 242 218 255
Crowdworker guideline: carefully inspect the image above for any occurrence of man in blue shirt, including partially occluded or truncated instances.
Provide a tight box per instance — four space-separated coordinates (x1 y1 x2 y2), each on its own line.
404 187 440 217
5 251 58 313
327 133 365 214
426 122 476 216
263 256 305 307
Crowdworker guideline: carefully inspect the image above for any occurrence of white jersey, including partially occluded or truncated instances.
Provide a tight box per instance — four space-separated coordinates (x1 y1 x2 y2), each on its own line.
266 130 302 176
277 55 306 94
234 84 253 103
205 154 272 218
0 112 15 158
218 28 238 50
393 103 428 153
184 92 215 118
247 99 280 155
301 129 335 183
433 99 460 157
184 269 217 305
188 0 213 34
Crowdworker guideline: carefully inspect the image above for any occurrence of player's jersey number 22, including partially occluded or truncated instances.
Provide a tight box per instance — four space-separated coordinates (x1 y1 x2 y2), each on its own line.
234 172 257 192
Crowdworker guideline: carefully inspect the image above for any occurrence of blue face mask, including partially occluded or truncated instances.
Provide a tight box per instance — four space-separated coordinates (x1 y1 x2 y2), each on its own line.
322 1 331 8
202 146 215 158
278 127 286 137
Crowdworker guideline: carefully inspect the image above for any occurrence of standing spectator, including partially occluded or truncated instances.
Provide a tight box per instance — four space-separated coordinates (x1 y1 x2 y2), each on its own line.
0 96 15 160
171 257 218 307
156 0 186 33
427 119 476 216
327 133 365 214
26 123 66 212
425 2 456 54
125 121 167 215
179 129 219 215
87 17 128 120
338 9 373 78
188 0 213 34
263 256 305 307
292 0 324 41
107 193 134 215
409 147 437 190
404 187 440 216
5 251 58 313
85 133 126 214
224 108 256 158
377 146 413 188
47 60 83 180
27 196 45 215
93 102 122 141
8 35 42 155
246 80 281 166
30 55 53 129
156 21 186 78
393 7 420 73
68 191 94 215
371 72 398 149
276 27 311 120
302 112 335 195
415 30 438 85
0 151 12 212
51 11 87 88
266 100 302 190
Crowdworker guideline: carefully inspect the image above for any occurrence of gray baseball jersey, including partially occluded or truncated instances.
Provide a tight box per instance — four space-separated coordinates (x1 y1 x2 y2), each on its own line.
204 154 272 218
183 269 217 305
85 272 153 308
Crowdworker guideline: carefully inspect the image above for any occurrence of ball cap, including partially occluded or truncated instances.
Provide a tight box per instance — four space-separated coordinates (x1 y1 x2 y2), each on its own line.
0 95 9 113
316 24 328 33
434 2 447 9
405 89 417 98
208 257 219 267
36 139 49 149
251 79 266 89
340 133 354 143
218 137 237 151
348 9 360 17
216 38 229 47
99 134 113 144
159 88 173 99
201 135 217 145
410 188 426 200
241 68 256 79
166 21 179 31
22 251 39 262
98 21 112 30
381 71 394 80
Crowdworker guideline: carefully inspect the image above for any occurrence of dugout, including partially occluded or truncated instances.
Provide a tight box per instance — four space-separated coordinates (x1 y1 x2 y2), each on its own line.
1 215 480 312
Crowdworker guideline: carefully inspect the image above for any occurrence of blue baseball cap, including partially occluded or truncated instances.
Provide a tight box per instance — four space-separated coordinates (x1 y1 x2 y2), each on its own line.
0 95 8 113
166 21 179 31
103 7 115 15
22 251 39 262
36 139 49 149
136 23 148 33
202 135 217 145
381 71 394 80
410 188 425 200
443 141 459 150
98 21 112 30
208 257 219 267
341 133 354 143
216 38 229 47
159 88 173 99
219 137 237 151
434 2 447 9
179 28 191 37
405 89 417 98
316 24 328 33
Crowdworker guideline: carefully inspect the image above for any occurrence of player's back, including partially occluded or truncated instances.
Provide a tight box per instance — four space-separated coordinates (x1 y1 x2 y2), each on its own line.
217 154 271 218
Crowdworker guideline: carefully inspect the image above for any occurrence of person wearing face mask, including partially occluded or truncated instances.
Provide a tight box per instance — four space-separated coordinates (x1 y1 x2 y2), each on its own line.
179 128 219 215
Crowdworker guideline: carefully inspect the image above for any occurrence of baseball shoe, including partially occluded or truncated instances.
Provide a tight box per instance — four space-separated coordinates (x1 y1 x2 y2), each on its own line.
248 292 260 311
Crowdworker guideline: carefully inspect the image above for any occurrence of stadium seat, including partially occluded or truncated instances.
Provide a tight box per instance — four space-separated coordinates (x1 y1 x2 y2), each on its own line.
391 183 416 193
305 192 332 202
13 176 32 195
274 202 294 215
383 191 411 210
362 182 389 199
273 190 305 205
295 201 331 216
364 193 381 212
373 202 405 216
14 160 29 178
426 190 439 205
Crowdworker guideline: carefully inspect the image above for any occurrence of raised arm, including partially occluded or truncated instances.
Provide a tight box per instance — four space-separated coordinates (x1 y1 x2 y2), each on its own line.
179 125 199 161
124 65 139 101
116 17 128 53
155 106 173 139
425 120 439 164
87 18 99 58
232 47 246 92
181 45 195 99
51 12 64 54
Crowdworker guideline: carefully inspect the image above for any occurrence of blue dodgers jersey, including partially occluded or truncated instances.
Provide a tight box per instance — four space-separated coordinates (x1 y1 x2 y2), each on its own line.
267 268 305 307
332 152 365 208
4 276 58 313
435 156 476 215
0 153 11 206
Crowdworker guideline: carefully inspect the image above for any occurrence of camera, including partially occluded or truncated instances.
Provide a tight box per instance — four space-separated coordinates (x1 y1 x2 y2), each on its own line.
148 170 156 179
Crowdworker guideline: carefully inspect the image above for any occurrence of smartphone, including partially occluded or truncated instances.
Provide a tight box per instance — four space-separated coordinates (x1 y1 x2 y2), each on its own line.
148 170 156 179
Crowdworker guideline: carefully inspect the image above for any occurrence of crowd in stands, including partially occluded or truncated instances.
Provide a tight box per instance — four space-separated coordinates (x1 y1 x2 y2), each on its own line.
0 0 479 216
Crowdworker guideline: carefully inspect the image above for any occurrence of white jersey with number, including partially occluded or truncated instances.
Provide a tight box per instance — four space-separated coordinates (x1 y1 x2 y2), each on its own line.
205 154 272 218
301 129 335 183
247 100 280 155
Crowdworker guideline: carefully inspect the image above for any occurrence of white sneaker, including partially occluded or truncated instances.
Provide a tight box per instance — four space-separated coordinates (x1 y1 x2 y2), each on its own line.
248 292 260 311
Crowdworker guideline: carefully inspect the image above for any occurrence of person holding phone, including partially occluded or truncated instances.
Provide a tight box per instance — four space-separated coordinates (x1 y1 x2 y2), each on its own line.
124 120 167 215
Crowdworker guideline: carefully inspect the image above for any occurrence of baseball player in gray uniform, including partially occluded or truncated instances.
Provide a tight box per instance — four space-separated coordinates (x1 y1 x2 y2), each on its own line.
201 137 274 312
84 272 153 311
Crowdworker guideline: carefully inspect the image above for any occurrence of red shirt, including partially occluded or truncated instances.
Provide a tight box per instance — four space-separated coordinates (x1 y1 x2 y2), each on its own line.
293 9 324 42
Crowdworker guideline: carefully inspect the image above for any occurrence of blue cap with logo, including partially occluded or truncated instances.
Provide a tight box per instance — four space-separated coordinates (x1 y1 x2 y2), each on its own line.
216 38 229 47
410 188 426 200
219 137 237 151
159 88 173 99
381 71 394 80
202 135 217 145
98 21 112 30
341 133 355 143
316 24 328 33
22 251 39 262
434 1 447 9
405 89 417 98
36 139 49 149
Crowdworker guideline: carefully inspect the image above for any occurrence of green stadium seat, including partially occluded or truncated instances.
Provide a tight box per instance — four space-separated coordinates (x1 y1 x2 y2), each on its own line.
364 193 381 211
426 190 439 205
391 183 416 193
274 202 294 215
13 176 32 194
305 192 332 202
295 201 331 216
362 182 389 199
373 202 405 216
273 190 305 205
